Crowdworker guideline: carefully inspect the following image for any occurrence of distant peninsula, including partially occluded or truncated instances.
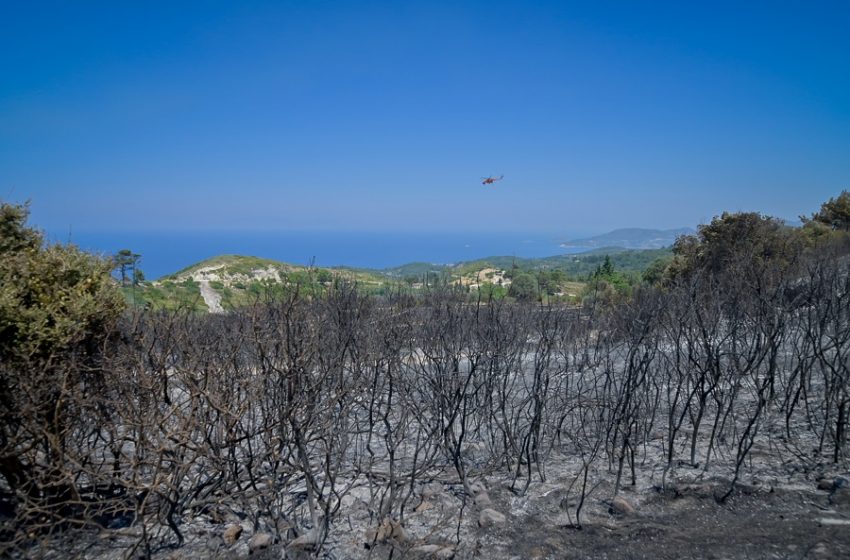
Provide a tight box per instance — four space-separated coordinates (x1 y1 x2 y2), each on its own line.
561 227 694 250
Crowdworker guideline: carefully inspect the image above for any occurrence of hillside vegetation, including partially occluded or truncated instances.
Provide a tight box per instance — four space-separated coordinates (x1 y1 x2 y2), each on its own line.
125 246 673 311
124 255 391 312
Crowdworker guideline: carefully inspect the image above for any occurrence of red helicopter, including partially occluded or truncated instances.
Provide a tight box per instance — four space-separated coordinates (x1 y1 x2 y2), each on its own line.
481 175 504 186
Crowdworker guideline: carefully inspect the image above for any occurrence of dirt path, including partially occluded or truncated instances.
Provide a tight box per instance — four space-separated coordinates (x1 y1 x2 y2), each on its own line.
198 281 223 313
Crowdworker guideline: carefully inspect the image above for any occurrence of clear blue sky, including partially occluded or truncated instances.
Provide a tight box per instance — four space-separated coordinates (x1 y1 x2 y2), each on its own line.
2 0 848 235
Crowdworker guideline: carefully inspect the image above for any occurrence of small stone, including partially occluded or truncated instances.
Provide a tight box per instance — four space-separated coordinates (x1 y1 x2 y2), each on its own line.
287 529 320 551
410 544 456 558
474 491 493 508
365 518 408 545
391 521 408 544
223 523 243 545
205 533 224 551
248 532 273 554
415 500 434 512
610 496 636 515
478 508 507 527
468 480 487 496
812 542 830 558
434 546 455 559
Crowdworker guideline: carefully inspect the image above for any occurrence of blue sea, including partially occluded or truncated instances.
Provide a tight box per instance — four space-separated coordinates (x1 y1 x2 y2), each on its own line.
47 230 586 280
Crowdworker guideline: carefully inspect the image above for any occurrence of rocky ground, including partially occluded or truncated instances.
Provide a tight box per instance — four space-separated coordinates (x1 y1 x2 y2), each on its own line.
51 452 850 560
239 477 850 559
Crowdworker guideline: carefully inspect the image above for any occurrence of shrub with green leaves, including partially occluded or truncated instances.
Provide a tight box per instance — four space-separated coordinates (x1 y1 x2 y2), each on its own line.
0 202 123 363
0 201 124 512
509 272 539 302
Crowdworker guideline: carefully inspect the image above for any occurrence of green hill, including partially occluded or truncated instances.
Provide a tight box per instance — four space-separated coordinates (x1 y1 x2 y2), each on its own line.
123 246 671 312
390 247 672 280
123 255 392 312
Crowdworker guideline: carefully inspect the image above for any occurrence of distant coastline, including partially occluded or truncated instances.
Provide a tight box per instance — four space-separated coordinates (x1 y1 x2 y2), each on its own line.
49 230 587 280
560 227 695 250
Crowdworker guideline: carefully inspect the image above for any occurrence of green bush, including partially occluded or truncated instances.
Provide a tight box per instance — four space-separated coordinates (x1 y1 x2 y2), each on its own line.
509 272 539 302
0 201 124 510
0 201 124 363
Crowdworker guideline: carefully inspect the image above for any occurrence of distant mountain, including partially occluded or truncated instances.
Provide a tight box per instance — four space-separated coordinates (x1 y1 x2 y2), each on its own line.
561 228 694 250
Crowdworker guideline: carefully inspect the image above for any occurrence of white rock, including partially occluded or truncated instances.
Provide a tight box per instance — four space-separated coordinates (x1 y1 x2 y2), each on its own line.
435 546 456 559
469 480 487 496
287 529 320 550
411 544 455 558
610 495 636 515
478 508 507 527
248 532 273 553
365 518 408 545
474 491 493 507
